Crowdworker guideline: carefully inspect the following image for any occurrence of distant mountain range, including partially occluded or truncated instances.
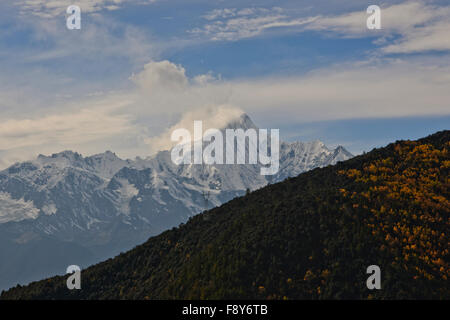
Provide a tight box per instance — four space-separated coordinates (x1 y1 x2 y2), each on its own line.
0 114 353 291
2 130 447 300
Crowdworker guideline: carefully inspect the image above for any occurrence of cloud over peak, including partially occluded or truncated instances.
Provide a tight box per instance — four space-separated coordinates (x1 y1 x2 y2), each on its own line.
130 60 188 92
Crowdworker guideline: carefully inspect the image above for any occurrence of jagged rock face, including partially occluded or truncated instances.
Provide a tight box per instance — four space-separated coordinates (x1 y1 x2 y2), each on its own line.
0 114 353 290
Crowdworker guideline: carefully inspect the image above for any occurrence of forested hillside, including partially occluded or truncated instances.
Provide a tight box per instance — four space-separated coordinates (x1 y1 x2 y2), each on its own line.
2 131 449 300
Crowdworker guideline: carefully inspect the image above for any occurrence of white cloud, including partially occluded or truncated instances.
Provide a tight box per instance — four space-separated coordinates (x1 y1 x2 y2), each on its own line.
0 10 161 120
203 8 239 21
0 192 40 223
193 1 450 54
0 95 142 168
0 102 134 150
192 7 317 41
228 57 450 124
130 60 188 92
145 105 245 152
308 2 434 35
21 15 159 65
307 1 450 53
126 60 231 121
16 0 157 18
381 19 450 54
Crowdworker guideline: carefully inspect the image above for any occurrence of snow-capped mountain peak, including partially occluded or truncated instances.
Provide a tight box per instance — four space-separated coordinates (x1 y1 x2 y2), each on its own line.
0 114 353 277
0 113 354 291
221 113 259 131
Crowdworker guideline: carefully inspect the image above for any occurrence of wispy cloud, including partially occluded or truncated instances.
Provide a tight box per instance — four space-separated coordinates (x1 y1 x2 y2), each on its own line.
18 13 159 65
191 7 318 41
0 102 135 151
192 1 450 54
308 1 450 54
0 10 161 112
16 0 157 18
228 57 450 124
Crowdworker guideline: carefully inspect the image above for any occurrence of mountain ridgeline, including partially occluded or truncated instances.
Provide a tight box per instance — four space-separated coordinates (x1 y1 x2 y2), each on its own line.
2 130 449 300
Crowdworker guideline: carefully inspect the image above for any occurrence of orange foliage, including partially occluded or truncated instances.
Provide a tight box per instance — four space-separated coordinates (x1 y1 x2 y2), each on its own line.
340 141 449 282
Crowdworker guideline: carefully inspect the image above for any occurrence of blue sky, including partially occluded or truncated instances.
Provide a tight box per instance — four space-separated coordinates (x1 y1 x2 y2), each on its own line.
0 0 449 166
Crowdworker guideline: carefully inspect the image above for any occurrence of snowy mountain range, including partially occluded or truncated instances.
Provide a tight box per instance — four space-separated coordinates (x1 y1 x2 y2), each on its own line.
0 114 353 291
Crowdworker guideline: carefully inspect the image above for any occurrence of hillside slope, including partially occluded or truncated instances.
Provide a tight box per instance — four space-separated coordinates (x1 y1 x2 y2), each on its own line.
2 131 448 300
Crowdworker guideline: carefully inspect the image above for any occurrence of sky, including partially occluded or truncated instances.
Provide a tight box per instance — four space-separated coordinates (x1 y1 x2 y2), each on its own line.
0 0 449 168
